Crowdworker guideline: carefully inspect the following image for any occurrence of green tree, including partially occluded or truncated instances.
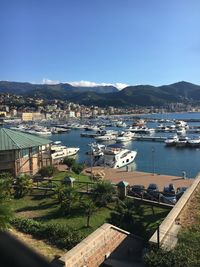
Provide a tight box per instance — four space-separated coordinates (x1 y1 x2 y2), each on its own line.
91 181 115 207
81 200 96 227
14 174 33 199
56 185 78 215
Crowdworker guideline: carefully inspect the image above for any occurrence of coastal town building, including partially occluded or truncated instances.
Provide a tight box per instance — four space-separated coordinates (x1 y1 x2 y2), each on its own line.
0 128 52 176
21 112 45 121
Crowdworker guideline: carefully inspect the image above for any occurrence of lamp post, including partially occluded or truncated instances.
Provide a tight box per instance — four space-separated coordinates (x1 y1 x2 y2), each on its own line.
152 146 155 175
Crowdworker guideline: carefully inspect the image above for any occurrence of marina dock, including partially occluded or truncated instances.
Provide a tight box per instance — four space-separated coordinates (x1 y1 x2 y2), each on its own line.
85 167 193 191
134 135 166 142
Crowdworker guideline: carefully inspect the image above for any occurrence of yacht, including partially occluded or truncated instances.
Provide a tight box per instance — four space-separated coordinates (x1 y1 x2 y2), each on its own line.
175 120 189 129
165 135 178 146
95 134 116 142
132 119 146 127
176 128 186 135
116 131 134 143
128 126 154 135
175 137 189 147
94 130 118 142
51 141 80 161
187 136 200 147
116 121 127 127
103 146 137 168
85 125 101 131
86 143 137 169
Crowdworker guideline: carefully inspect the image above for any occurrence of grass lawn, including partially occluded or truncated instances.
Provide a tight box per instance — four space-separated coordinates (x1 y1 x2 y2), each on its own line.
11 195 170 239
10 171 171 250
53 171 91 183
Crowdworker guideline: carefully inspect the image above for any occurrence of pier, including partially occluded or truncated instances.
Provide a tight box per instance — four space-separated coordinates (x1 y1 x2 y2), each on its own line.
134 135 166 142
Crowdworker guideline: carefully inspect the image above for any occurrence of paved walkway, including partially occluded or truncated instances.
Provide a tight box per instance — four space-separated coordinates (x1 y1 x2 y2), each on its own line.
84 167 193 191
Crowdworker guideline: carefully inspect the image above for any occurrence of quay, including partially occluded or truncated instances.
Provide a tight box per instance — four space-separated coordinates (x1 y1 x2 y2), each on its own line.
81 133 99 138
85 167 193 191
134 135 166 142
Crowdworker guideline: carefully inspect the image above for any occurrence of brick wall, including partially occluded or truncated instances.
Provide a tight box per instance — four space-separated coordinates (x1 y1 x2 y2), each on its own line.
59 223 130 267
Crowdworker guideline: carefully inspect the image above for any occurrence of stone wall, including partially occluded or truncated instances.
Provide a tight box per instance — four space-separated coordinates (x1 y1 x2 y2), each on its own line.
59 224 130 267
149 173 200 247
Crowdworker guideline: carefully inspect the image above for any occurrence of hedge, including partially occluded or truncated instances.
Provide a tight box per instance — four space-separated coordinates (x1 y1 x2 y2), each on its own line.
11 217 82 249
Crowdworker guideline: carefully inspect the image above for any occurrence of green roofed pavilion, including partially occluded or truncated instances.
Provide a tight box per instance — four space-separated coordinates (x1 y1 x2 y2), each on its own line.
0 128 52 151
0 127 52 176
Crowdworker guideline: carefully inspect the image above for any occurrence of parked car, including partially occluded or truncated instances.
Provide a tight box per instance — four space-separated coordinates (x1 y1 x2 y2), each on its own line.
146 183 160 200
160 194 177 205
176 187 188 200
163 183 176 196
160 183 177 205
128 185 145 198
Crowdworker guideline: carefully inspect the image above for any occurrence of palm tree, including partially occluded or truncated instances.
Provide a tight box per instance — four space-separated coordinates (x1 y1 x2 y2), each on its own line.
91 181 115 207
110 198 145 235
14 174 33 199
56 185 78 215
81 200 96 227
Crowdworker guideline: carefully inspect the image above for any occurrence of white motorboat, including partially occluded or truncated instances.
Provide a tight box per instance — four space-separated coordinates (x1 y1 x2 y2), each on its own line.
51 141 80 160
103 146 137 168
175 120 189 129
128 126 154 135
175 137 189 147
187 136 200 147
94 130 118 142
86 143 137 169
95 134 116 142
165 135 178 146
176 128 186 135
85 125 101 131
116 121 127 127
116 131 134 143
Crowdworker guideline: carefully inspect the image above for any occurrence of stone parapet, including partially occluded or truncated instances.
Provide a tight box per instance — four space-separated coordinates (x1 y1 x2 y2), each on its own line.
59 223 130 267
149 173 200 247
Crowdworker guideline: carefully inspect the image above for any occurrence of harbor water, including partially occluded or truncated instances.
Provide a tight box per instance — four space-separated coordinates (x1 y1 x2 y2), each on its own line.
49 112 200 178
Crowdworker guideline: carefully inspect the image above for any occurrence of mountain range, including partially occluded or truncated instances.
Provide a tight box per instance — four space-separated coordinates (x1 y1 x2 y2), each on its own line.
1 81 200 107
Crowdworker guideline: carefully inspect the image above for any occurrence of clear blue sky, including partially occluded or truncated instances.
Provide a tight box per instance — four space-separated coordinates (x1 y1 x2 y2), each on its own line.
1 0 200 87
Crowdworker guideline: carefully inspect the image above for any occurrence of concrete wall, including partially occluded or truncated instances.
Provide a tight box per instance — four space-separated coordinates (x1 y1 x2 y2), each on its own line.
149 174 200 247
59 223 130 267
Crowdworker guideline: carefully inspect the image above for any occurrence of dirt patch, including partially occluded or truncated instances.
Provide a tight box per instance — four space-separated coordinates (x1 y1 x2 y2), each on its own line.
17 210 44 219
9 228 65 262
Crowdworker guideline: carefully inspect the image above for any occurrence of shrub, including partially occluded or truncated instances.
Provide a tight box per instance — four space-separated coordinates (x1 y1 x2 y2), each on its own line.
63 157 75 168
72 163 85 174
38 166 58 178
0 172 14 198
11 217 82 249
